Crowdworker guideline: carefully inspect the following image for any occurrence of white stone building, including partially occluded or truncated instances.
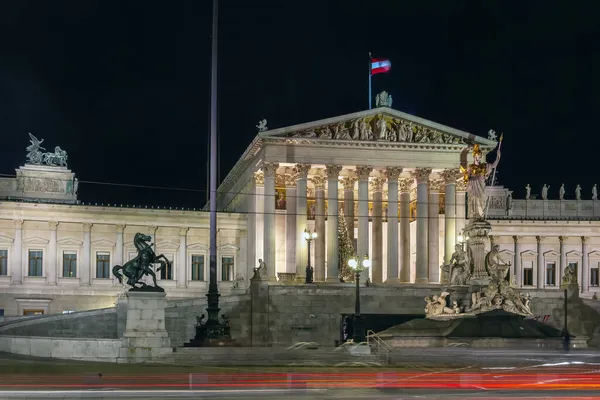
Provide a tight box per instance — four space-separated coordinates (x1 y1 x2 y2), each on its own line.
0 105 598 316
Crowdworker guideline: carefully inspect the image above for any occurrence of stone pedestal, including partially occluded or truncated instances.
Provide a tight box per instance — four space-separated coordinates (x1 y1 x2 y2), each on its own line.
14 164 78 203
465 219 492 285
117 291 172 363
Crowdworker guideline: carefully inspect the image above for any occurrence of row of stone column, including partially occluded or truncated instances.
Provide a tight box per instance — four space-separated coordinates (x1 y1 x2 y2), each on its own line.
10 221 195 287
509 235 590 291
256 164 467 284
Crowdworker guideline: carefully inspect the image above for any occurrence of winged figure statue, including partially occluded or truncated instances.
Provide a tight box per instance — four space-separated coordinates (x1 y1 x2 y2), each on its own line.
26 133 46 164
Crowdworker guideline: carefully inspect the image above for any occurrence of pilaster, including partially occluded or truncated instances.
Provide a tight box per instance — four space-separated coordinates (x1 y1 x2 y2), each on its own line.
178 227 189 288
47 221 59 285
11 219 23 284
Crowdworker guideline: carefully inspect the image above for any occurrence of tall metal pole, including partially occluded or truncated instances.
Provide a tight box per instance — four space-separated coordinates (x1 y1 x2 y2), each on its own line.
206 0 220 327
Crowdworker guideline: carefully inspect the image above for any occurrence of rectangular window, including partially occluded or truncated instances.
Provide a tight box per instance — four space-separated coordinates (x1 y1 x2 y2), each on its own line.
568 262 578 276
160 254 174 280
28 250 43 277
62 251 77 277
96 252 111 279
546 262 556 286
591 266 599 287
523 261 534 286
221 256 234 281
0 249 7 276
191 255 204 281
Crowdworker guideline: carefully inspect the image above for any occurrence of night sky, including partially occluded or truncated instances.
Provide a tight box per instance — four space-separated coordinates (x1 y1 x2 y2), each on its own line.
1 1 599 208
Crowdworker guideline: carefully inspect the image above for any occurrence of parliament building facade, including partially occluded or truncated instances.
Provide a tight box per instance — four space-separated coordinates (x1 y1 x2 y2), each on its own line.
0 106 598 316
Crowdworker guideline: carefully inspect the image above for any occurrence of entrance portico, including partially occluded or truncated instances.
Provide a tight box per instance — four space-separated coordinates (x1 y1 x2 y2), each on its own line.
216 107 496 283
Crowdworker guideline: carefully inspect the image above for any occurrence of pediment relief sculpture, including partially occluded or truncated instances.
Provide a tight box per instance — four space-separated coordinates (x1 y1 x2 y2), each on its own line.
289 115 466 145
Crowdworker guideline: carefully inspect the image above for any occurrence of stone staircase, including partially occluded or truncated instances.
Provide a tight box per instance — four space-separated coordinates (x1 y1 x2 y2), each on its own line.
162 344 387 367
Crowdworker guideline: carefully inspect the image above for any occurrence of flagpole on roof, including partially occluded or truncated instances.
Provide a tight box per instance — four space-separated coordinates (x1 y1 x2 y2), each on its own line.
368 52 372 110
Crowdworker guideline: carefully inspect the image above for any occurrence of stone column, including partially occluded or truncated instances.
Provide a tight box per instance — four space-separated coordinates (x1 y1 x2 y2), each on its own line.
356 166 373 277
385 167 401 283
428 179 442 283
413 168 431 284
455 179 467 238
559 236 567 283
513 236 522 287
342 174 357 248
263 162 279 281
295 164 310 282
326 165 343 282
47 221 58 284
254 171 264 262
371 176 385 283
399 178 412 283
82 223 93 285
582 236 589 293
285 174 297 274
178 227 188 288
441 169 458 264
312 174 327 281
115 224 125 268
11 219 23 284
536 236 544 289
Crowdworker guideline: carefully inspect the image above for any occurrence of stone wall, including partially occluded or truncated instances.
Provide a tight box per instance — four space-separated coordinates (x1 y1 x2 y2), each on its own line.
0 336 120 362
0 308 117 338
164 291 252 347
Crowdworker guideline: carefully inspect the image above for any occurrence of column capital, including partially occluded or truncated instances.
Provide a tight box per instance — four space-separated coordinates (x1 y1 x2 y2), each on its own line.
559 236 568 243
399 178 412 193
179 227 189 237
456 178 467 192
311 175 327 190
582 236 590 244
48 221 59 231
440 168 461 184
13 219 24 228
536 235 545 243
356 166 373 180
284 174 297 187
370 177 386 193
293 163 311 180
513 235 523 243
253 171 264 186
325 164 343 180
116 224 126 233
385 166 403 181
341 174 358 189
275 174 286 187
429 179 444 192
262 162 279 177
83 223 93 231
412 168 432 184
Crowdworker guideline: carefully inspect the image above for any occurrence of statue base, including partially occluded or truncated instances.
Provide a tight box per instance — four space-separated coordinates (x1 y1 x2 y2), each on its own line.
129 285 165 293
13 164 78 204
117 291 172 363
465 218 492 283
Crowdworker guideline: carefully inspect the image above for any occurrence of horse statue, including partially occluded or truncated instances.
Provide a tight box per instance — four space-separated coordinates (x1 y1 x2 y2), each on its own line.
112 232 171 291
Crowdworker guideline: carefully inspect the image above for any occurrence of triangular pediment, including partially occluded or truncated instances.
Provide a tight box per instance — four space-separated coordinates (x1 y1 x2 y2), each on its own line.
520 250 538 257
566 250 583 257
544 250 560 258
91 239 116 247
187 242 208 251
0 235 14 244
155 241 180 251
499 249 515 257
57 237 83 246
218 243 239 252
22 236 49 245
259 107 496 147
588 250 600 258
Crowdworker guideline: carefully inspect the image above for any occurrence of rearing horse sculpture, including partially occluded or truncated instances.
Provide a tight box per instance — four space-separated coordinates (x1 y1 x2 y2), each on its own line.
112 232 171 291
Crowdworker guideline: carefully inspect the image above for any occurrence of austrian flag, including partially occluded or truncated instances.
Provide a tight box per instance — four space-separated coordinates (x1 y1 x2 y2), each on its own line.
371 58 391 75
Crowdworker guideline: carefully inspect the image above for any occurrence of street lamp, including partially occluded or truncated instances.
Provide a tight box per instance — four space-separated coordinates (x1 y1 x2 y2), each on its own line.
347 254 371 343
303 229 317 284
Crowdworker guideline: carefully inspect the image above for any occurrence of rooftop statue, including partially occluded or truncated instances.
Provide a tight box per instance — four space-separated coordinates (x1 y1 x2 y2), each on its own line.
112 232 171 291
256 119 268 132
25 133 69 168
375 91 393 108
459 137 502 220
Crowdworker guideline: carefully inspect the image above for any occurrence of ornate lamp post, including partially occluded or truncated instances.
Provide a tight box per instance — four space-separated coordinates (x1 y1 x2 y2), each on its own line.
303 229 317 283
347 254 371 343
